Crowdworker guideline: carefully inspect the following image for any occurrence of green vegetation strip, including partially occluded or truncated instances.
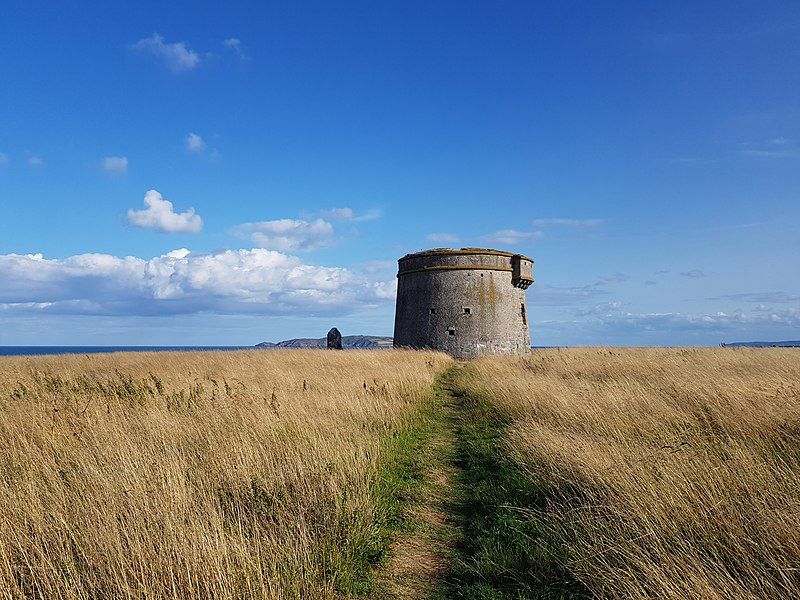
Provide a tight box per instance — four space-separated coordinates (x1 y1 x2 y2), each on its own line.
439 370 588 600
334 389 446 596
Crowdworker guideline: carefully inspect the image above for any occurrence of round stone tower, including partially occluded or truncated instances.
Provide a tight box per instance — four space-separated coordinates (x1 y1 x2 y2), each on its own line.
393 247 533 359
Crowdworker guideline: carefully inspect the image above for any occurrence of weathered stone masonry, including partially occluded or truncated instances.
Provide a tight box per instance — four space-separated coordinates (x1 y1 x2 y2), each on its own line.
393 248 533 359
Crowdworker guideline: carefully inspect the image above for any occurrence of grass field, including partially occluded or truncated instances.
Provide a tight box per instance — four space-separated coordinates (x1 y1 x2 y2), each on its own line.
0 349 450 598
1 347 798 599
450 348 800 598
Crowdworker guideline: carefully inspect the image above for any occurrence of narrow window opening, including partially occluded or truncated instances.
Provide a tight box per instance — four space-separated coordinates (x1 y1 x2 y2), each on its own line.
521 303 527 325
429 308 436 315
447 328 455 336
463 307 471 315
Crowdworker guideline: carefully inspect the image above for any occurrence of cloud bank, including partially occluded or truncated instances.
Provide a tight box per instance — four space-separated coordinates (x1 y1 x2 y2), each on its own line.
0 248 396 317
127 190 203 234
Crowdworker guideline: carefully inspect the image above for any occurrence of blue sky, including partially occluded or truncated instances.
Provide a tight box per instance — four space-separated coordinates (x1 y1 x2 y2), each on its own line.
1 1 798 346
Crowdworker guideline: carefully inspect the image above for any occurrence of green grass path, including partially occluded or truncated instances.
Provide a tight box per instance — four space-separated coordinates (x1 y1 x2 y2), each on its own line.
436 367 587 599
370 364 587 599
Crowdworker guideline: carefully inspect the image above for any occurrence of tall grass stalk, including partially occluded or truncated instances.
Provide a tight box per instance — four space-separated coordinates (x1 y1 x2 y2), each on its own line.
455 348 800 599
0 349 450 599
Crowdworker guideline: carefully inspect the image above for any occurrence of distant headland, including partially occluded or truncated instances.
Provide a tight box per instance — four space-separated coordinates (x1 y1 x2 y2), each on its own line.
256 335 393 349
720 340 800 348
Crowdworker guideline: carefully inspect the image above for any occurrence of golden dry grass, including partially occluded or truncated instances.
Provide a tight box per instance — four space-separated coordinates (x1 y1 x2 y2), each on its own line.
0 349 450 599
456 348 800 599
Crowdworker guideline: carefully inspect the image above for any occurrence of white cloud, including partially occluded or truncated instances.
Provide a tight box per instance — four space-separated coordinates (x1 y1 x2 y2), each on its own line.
574 302 800 334
739 138 800 160
710 291 800 303
102 156 128 175
527 284 607 306
131 33 200 72
27 156 43 167
681 269 708 278
319 207 354 220
0 248 395 316
479 229 544 246
596 273 630 285
223 37 248 61
532 218 602 228
319 207 381 222
185 132 206 153
233 218 334 251
426 233 459 244
740 148 800 159
127 190 203 234
355 260 395 275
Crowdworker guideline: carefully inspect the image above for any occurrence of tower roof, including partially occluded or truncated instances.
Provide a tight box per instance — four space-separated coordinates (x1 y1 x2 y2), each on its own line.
398 247 533 263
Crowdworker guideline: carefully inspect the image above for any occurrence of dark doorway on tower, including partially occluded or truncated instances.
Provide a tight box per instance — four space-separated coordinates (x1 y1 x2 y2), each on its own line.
521 303 527 325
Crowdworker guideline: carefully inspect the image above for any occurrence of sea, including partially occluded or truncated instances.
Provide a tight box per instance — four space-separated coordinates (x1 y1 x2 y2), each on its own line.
0 346 252 357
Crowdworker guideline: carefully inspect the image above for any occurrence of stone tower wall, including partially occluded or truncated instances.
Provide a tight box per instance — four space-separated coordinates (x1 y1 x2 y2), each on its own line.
393 248 533 359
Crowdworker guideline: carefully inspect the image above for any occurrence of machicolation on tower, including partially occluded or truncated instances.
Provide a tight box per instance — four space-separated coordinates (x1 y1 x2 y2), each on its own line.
393 247 534 359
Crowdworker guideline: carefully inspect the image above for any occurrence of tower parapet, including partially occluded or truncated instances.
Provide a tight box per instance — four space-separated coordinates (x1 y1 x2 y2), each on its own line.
393 247 534 358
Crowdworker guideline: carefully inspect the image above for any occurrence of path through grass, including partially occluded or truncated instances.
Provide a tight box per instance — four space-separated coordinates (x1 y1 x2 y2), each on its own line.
379 365 584 599
434 368 586 599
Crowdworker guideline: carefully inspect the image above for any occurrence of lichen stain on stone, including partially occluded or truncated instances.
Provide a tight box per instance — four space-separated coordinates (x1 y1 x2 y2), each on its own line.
488 274 496 313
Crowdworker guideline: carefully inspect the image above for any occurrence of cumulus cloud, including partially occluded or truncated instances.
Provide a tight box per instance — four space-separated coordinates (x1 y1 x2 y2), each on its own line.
681 269 708 278
27 156 43 167
426 233 459 244
0 248 395 316
185 133 206 153
233 218 334 251
131 33 200 72
479 229 544 246
127 190 203 234
102 156 128 175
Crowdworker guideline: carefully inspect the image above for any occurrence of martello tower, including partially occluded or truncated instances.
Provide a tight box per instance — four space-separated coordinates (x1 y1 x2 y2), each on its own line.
393 248 533 359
